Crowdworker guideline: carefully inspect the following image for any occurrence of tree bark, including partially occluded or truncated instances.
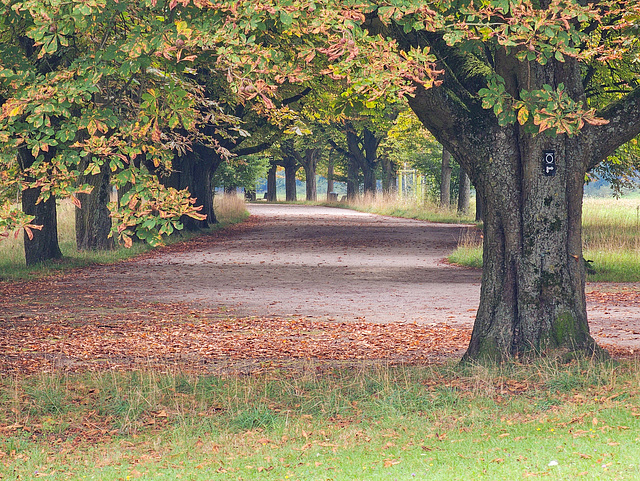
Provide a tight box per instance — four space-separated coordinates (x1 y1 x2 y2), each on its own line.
475 186 484 222
407 54 606 360
162 146 220 230
301 148 320 201
76 159 114 250
345 125 380 196
326 152 335 197
457 168 470 214
381 156 397 196
267 161 278 201
18 148 63 266
279 142 299 202
346 155 359 200
284 162 297 201
440 148 452 208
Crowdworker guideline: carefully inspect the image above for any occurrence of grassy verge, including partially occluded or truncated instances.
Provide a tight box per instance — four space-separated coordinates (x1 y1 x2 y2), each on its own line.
335 195 478 225
1 359 639 480
448 197 640 283
0 195 248 281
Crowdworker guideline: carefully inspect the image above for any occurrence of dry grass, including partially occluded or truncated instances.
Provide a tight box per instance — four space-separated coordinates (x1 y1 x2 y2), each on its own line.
343 194 477 224
448 196 640 282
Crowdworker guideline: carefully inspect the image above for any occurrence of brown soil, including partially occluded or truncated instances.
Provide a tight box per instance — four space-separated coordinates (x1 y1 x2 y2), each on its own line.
1 204 639 374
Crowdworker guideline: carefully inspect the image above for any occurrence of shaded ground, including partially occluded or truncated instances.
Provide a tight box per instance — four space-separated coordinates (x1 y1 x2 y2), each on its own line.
1 204 639 374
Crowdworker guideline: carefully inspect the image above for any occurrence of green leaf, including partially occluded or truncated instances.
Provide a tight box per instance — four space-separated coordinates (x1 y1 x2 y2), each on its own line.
280 10 293 27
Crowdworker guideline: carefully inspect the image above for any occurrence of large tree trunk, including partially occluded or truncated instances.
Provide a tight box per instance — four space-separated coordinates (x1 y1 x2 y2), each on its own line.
300 148 320 202
346 126 380 196
278 145 299 202
162 147 219 230
284 163 297 201
18 148 63 266
408 56 602 360
463 130 596 360
346 155 359 200
457 168 470 214
326 153 335 197
440 148 452 208
376 11 640 360
76 160 114 250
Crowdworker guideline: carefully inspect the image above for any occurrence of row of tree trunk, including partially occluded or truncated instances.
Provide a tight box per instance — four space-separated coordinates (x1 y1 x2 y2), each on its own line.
440 148 473 215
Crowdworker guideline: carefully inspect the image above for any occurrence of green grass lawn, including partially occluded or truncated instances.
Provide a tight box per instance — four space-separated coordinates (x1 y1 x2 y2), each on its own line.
1 360 639 480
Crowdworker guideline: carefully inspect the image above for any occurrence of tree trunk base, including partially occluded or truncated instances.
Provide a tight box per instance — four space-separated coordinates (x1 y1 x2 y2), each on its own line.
461 338 608 364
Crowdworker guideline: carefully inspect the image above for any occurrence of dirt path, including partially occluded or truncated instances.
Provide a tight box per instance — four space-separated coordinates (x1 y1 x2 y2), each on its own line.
105 204 483 325
2 204 639 373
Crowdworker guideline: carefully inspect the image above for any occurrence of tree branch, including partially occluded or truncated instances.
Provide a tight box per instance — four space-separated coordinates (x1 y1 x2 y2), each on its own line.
232 141 272 157
327 138 349 158
281 87 312 107
586 86 640 170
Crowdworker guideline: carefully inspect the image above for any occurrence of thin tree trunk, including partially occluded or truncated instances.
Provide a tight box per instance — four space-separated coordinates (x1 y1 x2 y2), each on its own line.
475 186 484 222
75 160 114 250
440 148 452 208
346 156 359 200
326 153 335 197
381 157 397 197
457 168 470 214
267 162 277 202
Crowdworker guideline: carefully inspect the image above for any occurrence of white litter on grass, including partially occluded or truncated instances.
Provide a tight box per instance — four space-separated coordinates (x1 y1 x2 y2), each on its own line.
548 460 559 467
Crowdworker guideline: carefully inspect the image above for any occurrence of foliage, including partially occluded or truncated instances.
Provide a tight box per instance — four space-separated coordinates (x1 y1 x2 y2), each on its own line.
0 0 234 243
4 0 639 241
212 155 270 192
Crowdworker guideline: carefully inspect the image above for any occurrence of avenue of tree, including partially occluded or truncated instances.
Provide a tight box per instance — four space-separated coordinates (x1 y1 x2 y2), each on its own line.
2 0 640 361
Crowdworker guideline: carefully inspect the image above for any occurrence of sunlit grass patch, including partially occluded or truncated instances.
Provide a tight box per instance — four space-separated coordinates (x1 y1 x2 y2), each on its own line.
339 194 478 225
1 359 640 480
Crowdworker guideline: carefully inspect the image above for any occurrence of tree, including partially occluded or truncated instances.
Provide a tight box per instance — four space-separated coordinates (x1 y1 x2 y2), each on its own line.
457 169 470 214
0 0 228 261
380 108 442 200
440 149 452 208
360 0 640 359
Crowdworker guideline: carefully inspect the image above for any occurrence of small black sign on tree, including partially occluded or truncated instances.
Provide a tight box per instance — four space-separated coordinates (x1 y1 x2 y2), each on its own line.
543 150 556 177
